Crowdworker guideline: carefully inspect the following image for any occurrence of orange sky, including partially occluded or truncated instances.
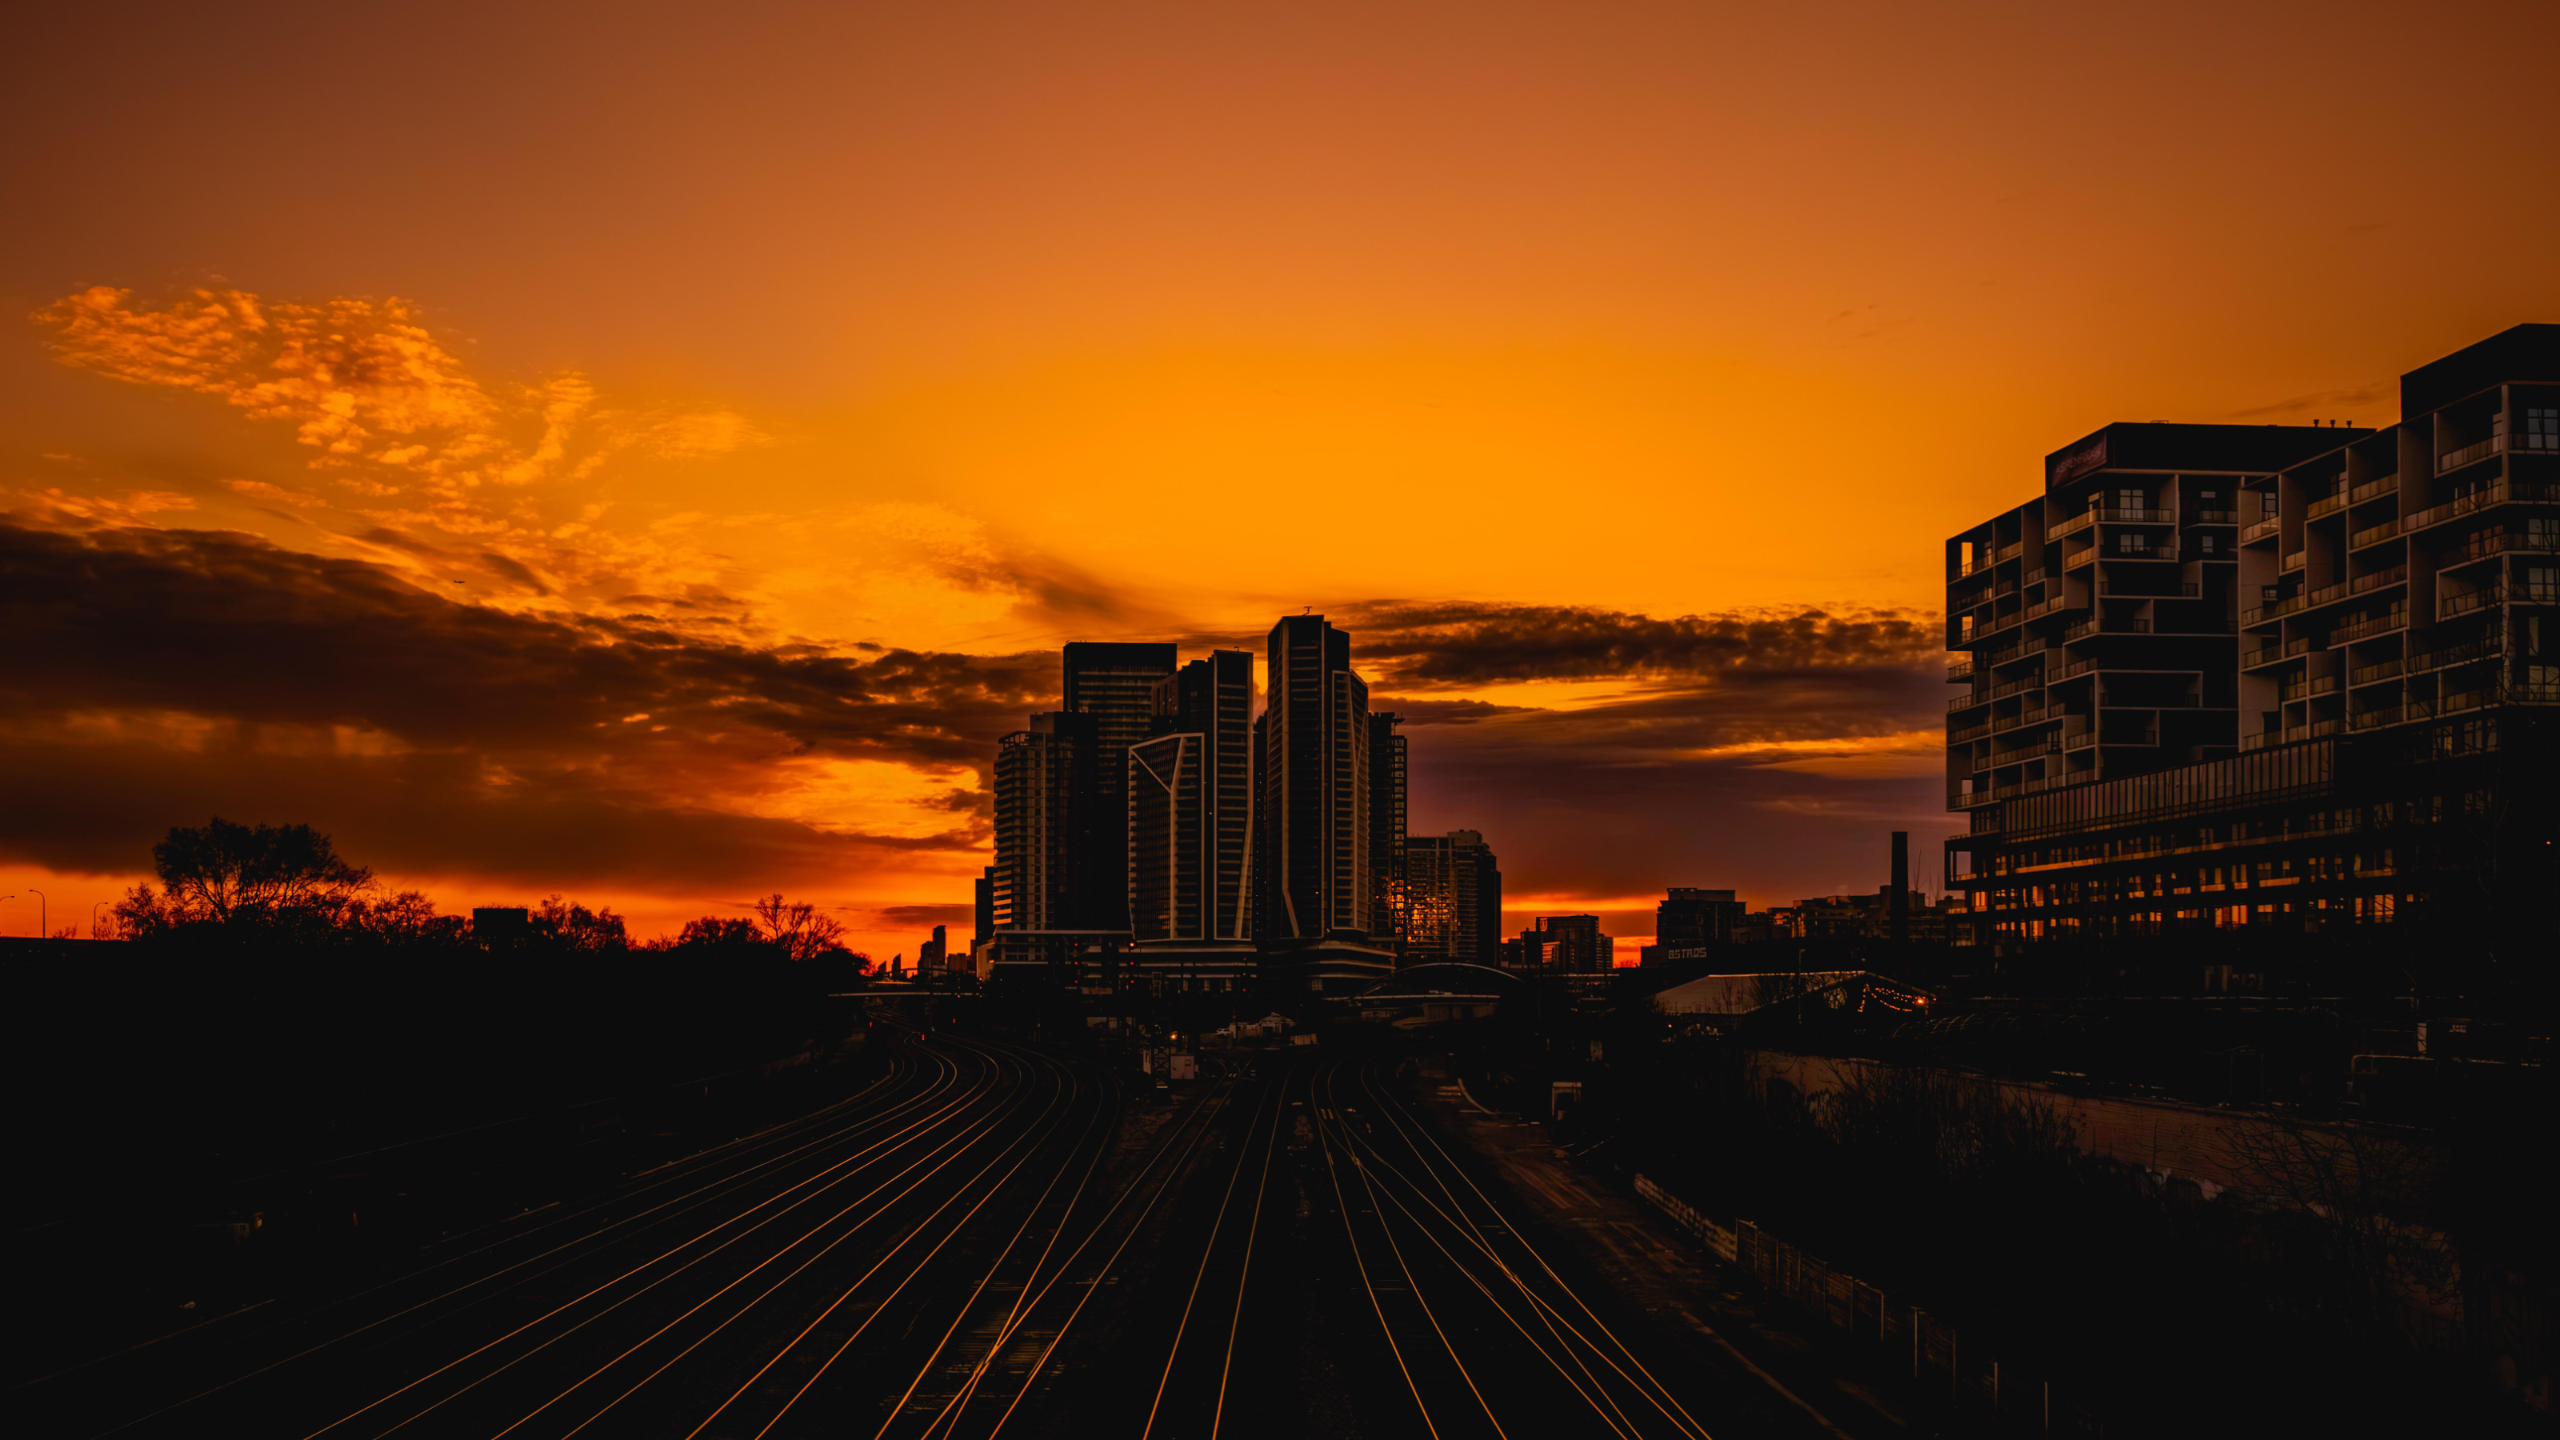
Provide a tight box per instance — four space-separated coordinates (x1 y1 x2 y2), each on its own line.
3 0 2555 957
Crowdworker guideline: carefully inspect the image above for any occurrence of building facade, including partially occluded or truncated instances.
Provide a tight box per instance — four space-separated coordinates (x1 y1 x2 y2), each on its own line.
1642 887 1746 965
1127 650 1257 946
1506 913 1613 973
1063 642 1178 932
1399 828 1501 964
1946 326 2560 976
992 711 1098 932
1260 615 1374 941
1369 711 1408 946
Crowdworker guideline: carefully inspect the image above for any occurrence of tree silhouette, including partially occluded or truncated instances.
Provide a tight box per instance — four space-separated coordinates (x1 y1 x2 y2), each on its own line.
750 893 847 961
123 818 373 932
533 893 629 952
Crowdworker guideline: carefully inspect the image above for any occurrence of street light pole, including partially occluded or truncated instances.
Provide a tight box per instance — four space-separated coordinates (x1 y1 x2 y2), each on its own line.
26 888 43 939
93 900 108 938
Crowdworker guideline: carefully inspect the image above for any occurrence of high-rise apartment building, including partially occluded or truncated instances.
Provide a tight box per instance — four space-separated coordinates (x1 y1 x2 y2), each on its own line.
1127 650 1256 945
1946 421 2360 807
1261 615 1373 941
1399 829 1501 964
1946 325 2560 971
1644 887 1745 965
992 711 1098 931
1369 712 1408 945
1505 914 1613 973
1063 642 1178 931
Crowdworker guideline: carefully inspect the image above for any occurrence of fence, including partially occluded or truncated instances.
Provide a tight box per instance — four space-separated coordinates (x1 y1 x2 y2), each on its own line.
1634 1174 2115 1436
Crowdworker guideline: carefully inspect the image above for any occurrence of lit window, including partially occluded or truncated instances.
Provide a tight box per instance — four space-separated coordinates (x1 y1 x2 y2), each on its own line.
2525 407 2559 451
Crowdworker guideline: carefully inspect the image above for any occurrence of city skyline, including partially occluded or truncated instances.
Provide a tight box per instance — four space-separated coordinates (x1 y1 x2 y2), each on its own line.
5 0 2555 963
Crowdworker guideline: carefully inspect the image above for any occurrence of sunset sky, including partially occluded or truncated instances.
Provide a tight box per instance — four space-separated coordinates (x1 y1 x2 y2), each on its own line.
5 0 2555 958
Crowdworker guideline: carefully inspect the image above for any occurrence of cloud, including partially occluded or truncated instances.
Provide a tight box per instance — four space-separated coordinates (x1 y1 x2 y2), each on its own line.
2227 382 2391 421
0 518 1055 889
31 286 770 597
1342 599 1941 689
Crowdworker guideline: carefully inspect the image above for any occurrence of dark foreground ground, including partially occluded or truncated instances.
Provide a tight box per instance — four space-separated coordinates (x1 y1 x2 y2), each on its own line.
14 1019 1916 1440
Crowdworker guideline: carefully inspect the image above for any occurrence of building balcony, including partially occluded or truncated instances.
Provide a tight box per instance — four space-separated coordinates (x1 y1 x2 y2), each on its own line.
2281 674 2341 702
2023 594 2071 621
2349 518 2400 550
2240 644 2287 670
2437 435 2507 475
2104 543 2180 562
2098 579 2200 597
2050 658 2099 682
2242 515 2282 544
2243 595 2301 625
2280 549 2307 572
1948 657 1974 682
2410 632 2502 674
2439 585 2506 620
2045 511 2097 542
2349 473 2399 505
2064 616 2152 640
1950 721 1992 743
1995 540 2026 562
2348 563 2409 596
2348 657 2403 687
2347 705 2404 732
2063 547 2097 571
2240 729 2281 752
2064 729 2099 751
1993 704 2065 734
2334 608 2409 642
2307 491 2350 520
1987 735 2063 765
2096 506 2177 524
2426 676 2549 712
2286 634 2319 657
2438 530 2560 570
2403 479 2560 534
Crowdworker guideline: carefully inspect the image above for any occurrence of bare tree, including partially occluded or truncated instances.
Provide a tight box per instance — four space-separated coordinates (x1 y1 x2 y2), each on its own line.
2215 1117 2457 1343
149 818 372 925
750 893 847 961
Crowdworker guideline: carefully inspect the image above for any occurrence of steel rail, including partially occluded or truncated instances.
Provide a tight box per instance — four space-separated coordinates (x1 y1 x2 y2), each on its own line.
1313 1063 1442 1440
302 1039 1025 1440
1138 1068 1289 1440
1350 1060 1716 1440
72 1038 955 1440
866 1058 1123 1440
1329 1067 1510 1440
528 1041 1086 1440
697 1044 1088 1440
971 1057 1246 1440
1317 1062 1647 1439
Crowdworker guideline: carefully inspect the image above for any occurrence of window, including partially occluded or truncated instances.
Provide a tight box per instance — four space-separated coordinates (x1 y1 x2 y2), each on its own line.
2118 487 2146 512
2526 566 2559 603
2525 407 2559 452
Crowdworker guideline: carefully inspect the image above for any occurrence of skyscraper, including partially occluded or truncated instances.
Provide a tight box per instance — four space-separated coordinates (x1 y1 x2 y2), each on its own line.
1063 642 1178 931
1368 711 1407 945
992 711 1098 931
1127 650 1256 945
1399 828 1500 964
1261 615 1372 941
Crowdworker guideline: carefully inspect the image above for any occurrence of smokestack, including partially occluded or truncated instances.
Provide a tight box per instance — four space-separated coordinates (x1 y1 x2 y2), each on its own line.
1889 831 1910 948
